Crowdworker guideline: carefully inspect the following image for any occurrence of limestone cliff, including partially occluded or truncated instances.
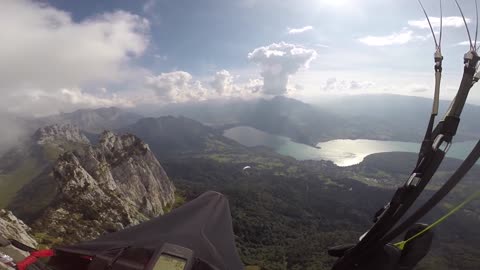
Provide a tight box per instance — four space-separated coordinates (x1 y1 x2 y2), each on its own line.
31 131 175 243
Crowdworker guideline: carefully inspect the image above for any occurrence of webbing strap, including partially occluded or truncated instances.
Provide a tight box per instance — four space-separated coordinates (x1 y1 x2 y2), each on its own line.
394 190 480 250
432 71 441 115
16 249 55 270
383 139 480 243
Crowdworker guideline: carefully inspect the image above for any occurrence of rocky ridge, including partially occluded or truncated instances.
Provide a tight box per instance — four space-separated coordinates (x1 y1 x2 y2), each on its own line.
0 209 37 269
0 210 37 248
32 131 175 243
33 124 89 145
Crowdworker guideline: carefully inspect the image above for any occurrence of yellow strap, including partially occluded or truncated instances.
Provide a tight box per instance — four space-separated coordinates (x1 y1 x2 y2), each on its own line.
394 190 480 250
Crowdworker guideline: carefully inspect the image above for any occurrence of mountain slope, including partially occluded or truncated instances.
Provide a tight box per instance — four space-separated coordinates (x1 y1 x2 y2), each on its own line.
2 111 479 269
312 94 480 142
40 107 143 134
120 116 316 179
12 131 175 244
153 95 480 144
120 116 244 158
154 96 348 145
122 115 480 270
0 125 90 208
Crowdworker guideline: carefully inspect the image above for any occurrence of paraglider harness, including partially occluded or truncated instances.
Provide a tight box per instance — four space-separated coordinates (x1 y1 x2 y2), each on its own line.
3 242 194 270
1 192 244 270
329 0 480 269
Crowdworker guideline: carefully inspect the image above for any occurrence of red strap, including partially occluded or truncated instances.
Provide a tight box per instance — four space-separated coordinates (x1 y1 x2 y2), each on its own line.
30 250 55 258
16 249 55 270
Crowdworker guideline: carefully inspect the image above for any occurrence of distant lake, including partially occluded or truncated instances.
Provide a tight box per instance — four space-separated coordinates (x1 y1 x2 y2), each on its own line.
224 126 477 167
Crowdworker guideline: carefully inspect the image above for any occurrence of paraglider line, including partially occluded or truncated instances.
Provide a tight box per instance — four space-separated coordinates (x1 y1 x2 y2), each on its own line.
418 0 438 48
454 0 474 51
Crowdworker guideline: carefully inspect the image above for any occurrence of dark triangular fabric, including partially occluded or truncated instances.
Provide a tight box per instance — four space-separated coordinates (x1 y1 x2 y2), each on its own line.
53 191 244 270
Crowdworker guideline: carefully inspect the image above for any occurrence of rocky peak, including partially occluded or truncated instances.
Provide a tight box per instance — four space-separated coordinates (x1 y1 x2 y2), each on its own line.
99 131 150 155
33 131 175 244
0 209 37 249
33 124 89 145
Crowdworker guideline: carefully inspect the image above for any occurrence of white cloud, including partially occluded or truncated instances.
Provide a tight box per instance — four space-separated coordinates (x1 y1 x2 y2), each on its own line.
358 30 414 46
6 88 133 117
211 70 237 95
322 77 374 91
145 71 208 102
408 16 471 29
244 78 263 93
0 0 149 116
210 70 265 98
0 1 149 89
248 42 317 95
287 26 314 34
456 41 472 46
142 0 161 24
143 0 157 13
323 77 337 91
145 69 264 103
349 80 374 90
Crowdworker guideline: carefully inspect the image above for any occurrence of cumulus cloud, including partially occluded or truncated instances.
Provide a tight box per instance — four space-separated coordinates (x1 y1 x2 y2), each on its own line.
211 70 237 95
244 78 263 93
6 88 134 117
408 16 471 29
323 78 337 91
248 42 317 95
210 70 265 97
145 70 264 103
0 0 149 116
358 30 414 46
287 26 314 34
145 71 208 102
323 77 374 91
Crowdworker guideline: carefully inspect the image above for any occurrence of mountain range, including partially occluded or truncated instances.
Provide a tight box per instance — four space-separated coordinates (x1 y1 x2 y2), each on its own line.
1 95 480 269
152 95 480 144
1 124 175 246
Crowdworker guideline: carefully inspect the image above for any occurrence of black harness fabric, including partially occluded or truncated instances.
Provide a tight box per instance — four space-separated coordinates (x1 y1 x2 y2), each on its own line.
53 191 244 270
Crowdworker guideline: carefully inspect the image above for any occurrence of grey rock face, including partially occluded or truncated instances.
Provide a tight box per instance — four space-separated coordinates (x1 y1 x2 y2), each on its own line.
34 131 175 243
34 124 89 145
0 210 37 266
0 209 37 248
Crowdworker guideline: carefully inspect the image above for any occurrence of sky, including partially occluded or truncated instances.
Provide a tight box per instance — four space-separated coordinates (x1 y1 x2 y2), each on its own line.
2 0 480 117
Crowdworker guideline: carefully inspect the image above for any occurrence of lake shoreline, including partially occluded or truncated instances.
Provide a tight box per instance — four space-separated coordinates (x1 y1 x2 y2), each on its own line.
224 126 477 167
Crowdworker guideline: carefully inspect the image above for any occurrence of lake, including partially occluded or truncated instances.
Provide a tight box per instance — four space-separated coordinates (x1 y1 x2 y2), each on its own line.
223 126 478 166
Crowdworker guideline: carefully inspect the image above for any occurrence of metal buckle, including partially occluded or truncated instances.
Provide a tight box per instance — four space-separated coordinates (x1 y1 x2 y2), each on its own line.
432 134 451 153
474 71 480 83
406 173 422 187
464 51 474 67
434 50 443 62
